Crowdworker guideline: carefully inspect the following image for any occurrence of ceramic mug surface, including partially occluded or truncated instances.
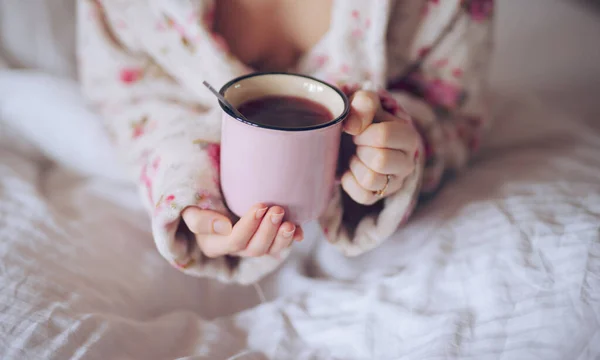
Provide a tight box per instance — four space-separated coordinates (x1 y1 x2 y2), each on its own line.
219 72 349 224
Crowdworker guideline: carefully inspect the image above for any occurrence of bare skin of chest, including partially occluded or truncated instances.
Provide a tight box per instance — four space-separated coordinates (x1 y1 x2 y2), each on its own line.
214 0 332 71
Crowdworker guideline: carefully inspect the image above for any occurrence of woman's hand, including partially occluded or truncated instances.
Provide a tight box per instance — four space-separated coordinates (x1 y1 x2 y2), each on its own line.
182 204 303 258
341 90 421 205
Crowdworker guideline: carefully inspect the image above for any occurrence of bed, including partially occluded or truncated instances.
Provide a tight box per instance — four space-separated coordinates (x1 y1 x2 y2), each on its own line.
0 0 598 359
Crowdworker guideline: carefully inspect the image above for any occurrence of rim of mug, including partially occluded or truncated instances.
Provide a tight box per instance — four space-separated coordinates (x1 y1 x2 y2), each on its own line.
218 72 350 132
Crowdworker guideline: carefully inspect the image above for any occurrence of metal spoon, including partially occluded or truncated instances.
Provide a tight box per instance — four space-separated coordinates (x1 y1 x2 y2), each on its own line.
202 81 248 121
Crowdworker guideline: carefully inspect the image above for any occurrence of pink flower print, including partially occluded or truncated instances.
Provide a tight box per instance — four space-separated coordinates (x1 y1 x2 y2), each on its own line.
164 16 185 36
119 67 144 84
172 22 187 37
350 11 370 40
152 156 161 171
463 0 493 22
139 171 151 202
140 156 161 204
195 190 213 210
132 127 144 139
206 143 221 172
313 54 329 68
165 194 176 204
340 64 350 75
163 16 175 29
161 15 195 51
418 46 431 59
156 21 167 32
433 58 449 69
206 144 220 170
423 79 463 109
452 68 464 78
131 116 149 139
156 15 174 32
154 193 177 215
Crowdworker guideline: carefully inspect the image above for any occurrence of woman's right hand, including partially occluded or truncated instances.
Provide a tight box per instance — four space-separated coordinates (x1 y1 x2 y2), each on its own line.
181 204 303 258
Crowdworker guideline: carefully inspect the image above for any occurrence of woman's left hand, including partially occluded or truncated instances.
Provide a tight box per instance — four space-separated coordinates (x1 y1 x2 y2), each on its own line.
341 90 421 205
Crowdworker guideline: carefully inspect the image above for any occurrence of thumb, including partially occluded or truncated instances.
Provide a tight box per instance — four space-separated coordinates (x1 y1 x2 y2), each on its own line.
343 90 380 135
181 206 232 235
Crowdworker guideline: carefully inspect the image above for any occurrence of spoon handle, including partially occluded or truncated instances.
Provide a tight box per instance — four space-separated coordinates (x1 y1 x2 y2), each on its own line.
202 81 247 120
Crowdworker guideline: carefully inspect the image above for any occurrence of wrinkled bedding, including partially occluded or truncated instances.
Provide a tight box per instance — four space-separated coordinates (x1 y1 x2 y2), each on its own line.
1 0 599 359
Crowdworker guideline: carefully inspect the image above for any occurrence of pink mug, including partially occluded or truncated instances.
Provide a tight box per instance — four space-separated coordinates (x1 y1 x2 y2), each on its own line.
219 72 350 224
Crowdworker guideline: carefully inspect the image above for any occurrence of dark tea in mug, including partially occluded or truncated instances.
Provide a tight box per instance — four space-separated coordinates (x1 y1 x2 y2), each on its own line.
238 95 333 129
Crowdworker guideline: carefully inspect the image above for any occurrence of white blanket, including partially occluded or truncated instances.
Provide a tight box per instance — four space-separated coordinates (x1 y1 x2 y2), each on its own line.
1 0 599 359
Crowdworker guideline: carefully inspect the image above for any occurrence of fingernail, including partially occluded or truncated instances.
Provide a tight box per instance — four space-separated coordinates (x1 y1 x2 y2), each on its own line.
282 227 296 238
255 207 268 219
212 219 231 235
270 212 284 225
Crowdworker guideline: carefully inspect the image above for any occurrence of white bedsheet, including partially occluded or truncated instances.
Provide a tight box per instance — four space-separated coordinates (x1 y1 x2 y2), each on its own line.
1 0 599 359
